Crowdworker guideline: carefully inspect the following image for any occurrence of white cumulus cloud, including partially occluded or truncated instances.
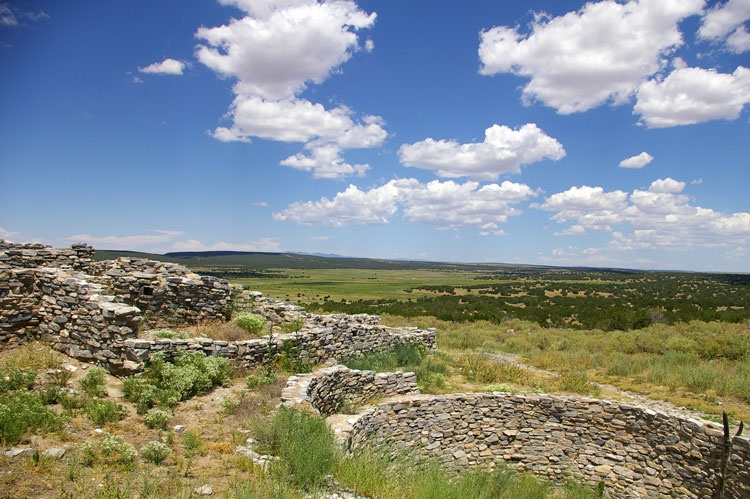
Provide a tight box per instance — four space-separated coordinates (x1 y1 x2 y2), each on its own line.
539 179 750 251
398 123 564 181
648 177 685 193
619 152 654 169
196 0 382 179
196 0 375 100
273 178 536 231
540 186 629 232
138 58 186 75
635 66 750 127
478 0 704 114
698 0 750 53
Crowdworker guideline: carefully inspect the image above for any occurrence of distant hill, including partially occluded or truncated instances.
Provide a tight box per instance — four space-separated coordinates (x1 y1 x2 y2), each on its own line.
93 248 555 272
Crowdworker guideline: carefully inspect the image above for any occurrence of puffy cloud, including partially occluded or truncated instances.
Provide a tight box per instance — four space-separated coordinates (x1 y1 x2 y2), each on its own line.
635 66 750 127
274 178 536 230
196 0 374 100
64 230 183 250
619 151 653 169
213 96 385 146
168 238 282 252
274 180 404 226
138 58 186 75
648 177 685 193
540 185 629 231
698 0 750 52
478 0 703 114
398 180 536 229
727 25 750 52
280 143 369 179
196 0 382 179
540 179 750 250
398 123 564 181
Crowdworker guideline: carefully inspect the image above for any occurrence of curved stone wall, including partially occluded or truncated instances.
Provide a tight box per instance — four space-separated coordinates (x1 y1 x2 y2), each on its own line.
348 392 750 498
279 365 418 415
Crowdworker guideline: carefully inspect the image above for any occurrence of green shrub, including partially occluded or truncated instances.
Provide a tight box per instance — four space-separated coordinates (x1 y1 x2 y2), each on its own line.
79 367 106 397
0 390 63 444
150 329 188 339
258 407 336 490
246 365 277 388
122 352 233 413
144 409 171 430
234 313 266 334
140 440 171 465
84 398 126 426
276 340 311 373
182 430 205 456
0 368 36 392
100 433 137 465
281 318 304 335
345 343 448 393
558 371 600 396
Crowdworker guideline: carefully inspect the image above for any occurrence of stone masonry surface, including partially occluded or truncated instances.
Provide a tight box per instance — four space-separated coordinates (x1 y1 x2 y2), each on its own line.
88 257 232 326
0 241 435 374
347 392 750 498
280 364 419 416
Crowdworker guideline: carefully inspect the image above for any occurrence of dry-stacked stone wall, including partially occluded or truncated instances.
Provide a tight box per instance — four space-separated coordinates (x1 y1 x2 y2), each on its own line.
0 240 94 272
121 323 436 370
0 242 436 373
235 289 306 325
0 265 141 371
33 268 141 371
0 267 39 344
348 392 750 498
90 258 231 326
305 365 418 415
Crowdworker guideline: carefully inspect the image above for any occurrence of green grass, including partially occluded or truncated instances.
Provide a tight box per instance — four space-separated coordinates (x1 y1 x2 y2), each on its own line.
84 398 126 426
235 268 485 302
253 407 599 498
344 343 449 392
121 351 233 413
78 367 106 397
0 388 64 445
257 406 337 490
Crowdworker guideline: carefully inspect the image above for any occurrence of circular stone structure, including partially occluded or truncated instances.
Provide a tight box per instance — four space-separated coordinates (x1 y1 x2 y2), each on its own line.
347 392 750 498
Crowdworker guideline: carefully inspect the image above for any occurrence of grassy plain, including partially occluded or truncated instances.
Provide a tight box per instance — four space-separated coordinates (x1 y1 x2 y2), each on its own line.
233 268 750 422
233 268 486 302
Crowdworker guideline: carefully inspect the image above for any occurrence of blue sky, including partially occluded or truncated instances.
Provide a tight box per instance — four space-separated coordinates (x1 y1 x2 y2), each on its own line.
1 0 749 271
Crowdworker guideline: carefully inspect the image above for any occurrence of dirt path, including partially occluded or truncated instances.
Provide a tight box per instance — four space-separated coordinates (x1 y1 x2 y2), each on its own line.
480 349 727 428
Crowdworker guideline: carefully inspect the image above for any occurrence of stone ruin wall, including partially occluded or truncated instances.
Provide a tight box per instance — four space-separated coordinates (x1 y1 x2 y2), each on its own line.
347 392 750 499
121 305 436 373
88 258 231 327
0 241 436 373
280 364 419 416
0 241 94 272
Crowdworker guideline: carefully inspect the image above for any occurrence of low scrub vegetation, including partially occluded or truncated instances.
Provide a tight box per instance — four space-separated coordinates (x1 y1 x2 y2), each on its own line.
234 312 267 335
345 343 448 392
248 407 599 498
122 351 233 413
